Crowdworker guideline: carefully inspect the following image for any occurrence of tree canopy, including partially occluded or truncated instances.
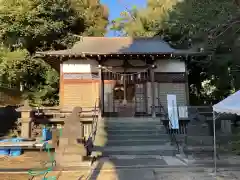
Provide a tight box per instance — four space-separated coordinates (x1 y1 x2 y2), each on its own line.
111 0 178 37
0 0 109 106
0 0 108 53
165 0 240 104
111 0 240 105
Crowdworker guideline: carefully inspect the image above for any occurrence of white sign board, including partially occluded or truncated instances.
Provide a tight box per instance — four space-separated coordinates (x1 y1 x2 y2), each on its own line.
178 106 188 118
167 94 179 129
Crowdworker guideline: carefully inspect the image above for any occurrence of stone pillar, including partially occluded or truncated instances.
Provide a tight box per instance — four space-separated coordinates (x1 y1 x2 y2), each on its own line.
221 120 232 134
17 100 33 139
56 107 87 167
150 65 156 118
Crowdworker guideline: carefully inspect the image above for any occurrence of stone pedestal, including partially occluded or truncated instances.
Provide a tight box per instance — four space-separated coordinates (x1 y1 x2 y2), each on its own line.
17 100 32 138
21 119 31 138
56 138 86 167
56 107 87 167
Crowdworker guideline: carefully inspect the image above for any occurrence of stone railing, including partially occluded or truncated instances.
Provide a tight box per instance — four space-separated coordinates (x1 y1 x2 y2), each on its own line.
17 103 97 140
17 103 99 166
17 105 66 139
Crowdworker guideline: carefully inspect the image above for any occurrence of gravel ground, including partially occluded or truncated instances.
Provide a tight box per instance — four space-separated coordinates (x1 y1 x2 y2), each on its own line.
0 151 49 170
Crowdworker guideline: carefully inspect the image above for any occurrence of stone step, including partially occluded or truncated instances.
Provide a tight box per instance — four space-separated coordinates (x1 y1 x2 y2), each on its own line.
105 134 170 141
101 149 178 156
106 139 169 146
182 146 231 158
105 117 160 123
105 118 160 123
104 125 164 131
100 157 169 167
104 121 161 126
106 129 166 136
184 138 214 146
186 132 211 136
106 154 165 159
102 145 176 152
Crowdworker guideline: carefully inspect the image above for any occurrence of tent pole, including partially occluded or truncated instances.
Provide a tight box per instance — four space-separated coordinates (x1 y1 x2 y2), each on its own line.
213 111 217 176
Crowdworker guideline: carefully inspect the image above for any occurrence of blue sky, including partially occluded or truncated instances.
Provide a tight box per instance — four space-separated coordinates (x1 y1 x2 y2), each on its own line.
100 0 146 36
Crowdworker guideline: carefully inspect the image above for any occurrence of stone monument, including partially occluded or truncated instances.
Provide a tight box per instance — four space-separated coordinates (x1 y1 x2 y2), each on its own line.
55 107 87 167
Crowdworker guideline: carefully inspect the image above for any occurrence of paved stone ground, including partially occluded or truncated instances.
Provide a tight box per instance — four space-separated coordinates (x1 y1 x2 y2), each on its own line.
153 170 240 180
2 151 240 179
99 155 186 168
1 169 240 180
1 151 240 170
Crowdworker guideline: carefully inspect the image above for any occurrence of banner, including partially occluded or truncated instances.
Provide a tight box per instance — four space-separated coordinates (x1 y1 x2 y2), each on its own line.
167 94 179 129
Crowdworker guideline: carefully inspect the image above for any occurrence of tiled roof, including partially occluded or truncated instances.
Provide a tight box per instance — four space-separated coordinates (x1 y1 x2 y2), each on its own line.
36 37 202 56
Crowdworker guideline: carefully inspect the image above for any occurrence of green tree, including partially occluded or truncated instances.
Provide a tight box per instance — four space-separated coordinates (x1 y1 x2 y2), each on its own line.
0 0 108 54
164 0 240 104
0 0 109 106
111 0 177 37
112 0 240 104
0 46 59 106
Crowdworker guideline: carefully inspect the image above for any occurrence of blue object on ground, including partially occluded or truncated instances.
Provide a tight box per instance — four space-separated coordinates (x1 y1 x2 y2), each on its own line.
0 139 10 155
42 128 52 141
9 138 23 156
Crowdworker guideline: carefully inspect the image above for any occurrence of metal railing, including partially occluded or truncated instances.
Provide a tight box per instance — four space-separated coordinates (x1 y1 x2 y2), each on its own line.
157 98 180 152
157 103 213 152
84 98 100 156
163 105 213 134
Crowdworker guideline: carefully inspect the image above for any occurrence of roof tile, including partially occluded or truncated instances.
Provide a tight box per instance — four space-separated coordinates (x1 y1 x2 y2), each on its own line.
36 37 201 56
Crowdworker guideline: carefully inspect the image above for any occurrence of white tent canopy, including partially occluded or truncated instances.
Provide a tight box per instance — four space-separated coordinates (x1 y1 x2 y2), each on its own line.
212 90 240 175
213 90 240 115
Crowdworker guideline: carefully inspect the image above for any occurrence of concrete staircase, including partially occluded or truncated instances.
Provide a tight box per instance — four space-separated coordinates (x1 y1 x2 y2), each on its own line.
93 117 184 167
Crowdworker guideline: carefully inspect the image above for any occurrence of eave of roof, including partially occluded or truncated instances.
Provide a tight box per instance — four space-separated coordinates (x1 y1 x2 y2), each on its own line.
35 37 207 58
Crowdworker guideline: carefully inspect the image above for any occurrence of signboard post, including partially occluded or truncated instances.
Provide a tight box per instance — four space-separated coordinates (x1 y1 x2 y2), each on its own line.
167 94 179 129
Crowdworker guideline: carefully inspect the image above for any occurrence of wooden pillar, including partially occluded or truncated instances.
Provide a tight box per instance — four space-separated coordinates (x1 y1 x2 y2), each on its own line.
59 63 64 108
123 74 127 104
122 59 128 105
150 64 156 118
98 65 104 116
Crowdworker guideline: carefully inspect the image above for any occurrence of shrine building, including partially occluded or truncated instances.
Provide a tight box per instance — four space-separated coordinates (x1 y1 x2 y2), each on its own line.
36 37 205 117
